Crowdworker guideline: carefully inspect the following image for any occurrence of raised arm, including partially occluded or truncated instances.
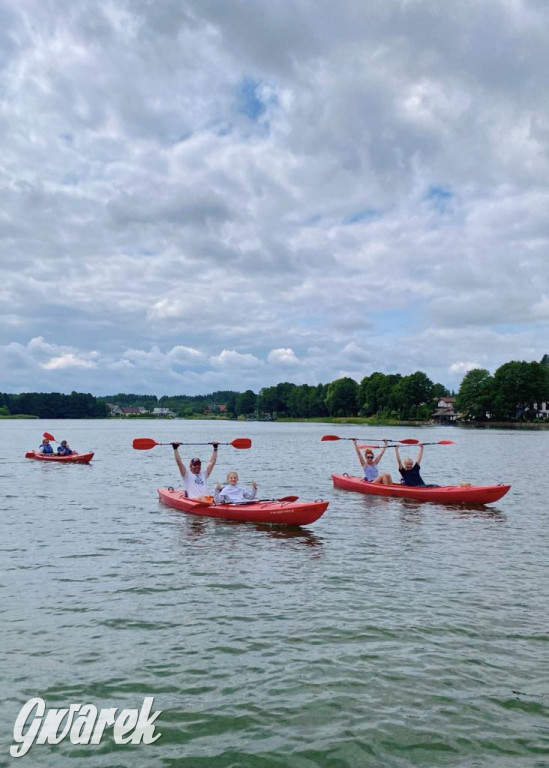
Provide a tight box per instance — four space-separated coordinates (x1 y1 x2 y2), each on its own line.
353 439 366 467
373 439 388 466
205 442 219 477
417 445 424 465
172 443 186 477
394 445 403 469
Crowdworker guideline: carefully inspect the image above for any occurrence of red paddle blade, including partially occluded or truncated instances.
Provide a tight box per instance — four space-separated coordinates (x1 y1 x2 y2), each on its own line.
277 495 299 502
43 432 56 441
321 435 341 441
438 440 455 445
133 438 158 450
230 438 252 449
398 439 420 444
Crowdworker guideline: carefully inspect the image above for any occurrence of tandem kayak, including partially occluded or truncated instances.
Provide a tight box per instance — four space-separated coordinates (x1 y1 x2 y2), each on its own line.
158 487 329 526
25 451 94 464
332 474 511 504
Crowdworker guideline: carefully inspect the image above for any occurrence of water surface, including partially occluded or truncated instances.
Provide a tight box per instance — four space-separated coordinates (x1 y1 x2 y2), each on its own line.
1 420 548 767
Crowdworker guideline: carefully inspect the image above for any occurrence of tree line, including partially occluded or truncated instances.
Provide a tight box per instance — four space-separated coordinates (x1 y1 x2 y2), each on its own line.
1 355 547 421
454 358 549 421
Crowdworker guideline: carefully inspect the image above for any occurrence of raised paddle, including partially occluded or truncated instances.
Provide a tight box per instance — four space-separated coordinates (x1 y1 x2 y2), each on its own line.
43 431 59 443
359 440 455 448
321 434 420 444
133 437 252 451
416 440 455 446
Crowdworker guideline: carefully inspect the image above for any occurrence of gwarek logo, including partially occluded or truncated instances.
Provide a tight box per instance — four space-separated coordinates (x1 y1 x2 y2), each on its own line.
11 697 161 757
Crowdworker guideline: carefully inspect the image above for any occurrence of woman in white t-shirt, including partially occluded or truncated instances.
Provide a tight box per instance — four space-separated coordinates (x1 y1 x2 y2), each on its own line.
172 442 218 498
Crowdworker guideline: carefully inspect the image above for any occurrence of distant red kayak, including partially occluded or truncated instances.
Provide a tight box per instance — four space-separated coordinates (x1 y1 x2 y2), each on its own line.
332 474 510 504
25 451 94 464
158 487 329 525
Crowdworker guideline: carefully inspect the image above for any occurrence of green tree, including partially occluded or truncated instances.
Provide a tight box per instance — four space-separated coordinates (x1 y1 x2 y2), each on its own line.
392 372 434 419
492 361 549 420
455 368 493 421
236 390 257 417
325 377 359 416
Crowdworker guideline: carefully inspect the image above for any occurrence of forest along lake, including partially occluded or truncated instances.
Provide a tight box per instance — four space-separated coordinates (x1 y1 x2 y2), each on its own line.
1 419 548 768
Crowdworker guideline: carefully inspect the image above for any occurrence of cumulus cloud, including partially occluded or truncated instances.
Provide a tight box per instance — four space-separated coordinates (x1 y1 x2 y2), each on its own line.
267 348 301 366
42 354 97 370
2 0 549 395
449 362 482 374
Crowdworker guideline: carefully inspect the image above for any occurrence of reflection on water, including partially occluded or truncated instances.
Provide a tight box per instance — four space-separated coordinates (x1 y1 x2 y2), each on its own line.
252 523 324 548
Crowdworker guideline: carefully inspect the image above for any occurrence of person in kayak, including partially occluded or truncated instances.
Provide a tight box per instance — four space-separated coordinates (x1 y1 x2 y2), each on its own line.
38 438 54 454
214 471 258 504
394 444 437 487
353 439 393 485
56 440 74 456
171 442 219 498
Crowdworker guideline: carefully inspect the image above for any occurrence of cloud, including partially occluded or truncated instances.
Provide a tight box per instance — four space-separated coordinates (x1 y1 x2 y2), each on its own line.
1 1 549 396
267 348 300 365
449 361 482 374
42 353 97 370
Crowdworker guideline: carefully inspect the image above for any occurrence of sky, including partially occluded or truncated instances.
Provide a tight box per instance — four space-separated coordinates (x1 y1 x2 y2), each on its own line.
1 0 548 396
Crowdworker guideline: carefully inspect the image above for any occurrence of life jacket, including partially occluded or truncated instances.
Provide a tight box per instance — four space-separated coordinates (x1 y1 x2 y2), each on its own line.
40 443 54 454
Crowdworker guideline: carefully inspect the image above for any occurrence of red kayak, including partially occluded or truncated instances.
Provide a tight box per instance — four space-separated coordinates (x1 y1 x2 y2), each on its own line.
25 451 94 464
158 487 329 526
332 474 510 504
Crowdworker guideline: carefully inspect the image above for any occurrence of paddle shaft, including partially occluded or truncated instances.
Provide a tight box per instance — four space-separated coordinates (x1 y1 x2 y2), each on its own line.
321 434 419 444
133 437 251 450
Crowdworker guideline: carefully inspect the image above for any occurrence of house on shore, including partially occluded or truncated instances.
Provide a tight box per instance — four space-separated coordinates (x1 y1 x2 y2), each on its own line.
431 397 457 424
152 407 176 418
107 405 149 416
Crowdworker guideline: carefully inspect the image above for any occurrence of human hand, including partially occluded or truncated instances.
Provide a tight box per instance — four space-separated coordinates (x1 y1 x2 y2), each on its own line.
171 442 180 450
215 483 222 490
252 481 257 489
211 441 219 452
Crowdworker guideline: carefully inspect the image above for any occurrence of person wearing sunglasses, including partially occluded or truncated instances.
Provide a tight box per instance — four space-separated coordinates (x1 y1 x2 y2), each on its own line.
353 439 393 485
56 440 74 456
171 442 219 498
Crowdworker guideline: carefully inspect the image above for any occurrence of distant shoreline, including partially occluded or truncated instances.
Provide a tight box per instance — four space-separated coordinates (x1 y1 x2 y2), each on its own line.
2 414 548 429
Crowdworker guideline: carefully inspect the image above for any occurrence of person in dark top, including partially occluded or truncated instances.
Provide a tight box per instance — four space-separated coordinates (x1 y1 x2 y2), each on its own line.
57 440 74 456
395 444 426 486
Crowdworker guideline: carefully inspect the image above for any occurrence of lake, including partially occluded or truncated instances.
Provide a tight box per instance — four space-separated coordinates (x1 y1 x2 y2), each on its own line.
1 419 548 767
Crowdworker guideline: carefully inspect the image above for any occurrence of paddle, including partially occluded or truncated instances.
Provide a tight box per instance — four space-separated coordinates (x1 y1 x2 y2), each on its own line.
231 495 299 506
187 494 299 507
43 431 59 443
321 434 420 444
358 441 455 449
415 440 455 446
133 437 252 450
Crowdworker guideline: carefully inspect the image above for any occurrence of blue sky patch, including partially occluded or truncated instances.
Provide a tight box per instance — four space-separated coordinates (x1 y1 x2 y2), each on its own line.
236 77 266 120
426 186 453 212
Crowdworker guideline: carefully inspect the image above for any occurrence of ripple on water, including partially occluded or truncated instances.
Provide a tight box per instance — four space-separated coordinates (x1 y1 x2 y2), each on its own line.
2 421 549 767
